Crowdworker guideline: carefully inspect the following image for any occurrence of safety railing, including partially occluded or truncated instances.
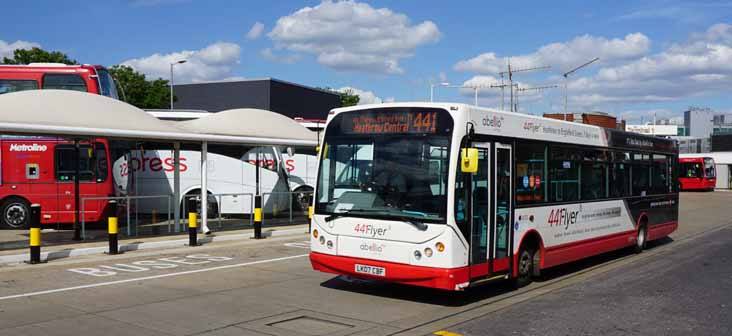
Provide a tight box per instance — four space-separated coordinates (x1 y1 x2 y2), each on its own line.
183 192 255 232
261 190 313 227
81 194 173 239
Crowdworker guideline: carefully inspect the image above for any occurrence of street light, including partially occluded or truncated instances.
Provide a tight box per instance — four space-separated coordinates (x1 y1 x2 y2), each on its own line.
563 57 599 120
170 59 187 110
429 82 450 102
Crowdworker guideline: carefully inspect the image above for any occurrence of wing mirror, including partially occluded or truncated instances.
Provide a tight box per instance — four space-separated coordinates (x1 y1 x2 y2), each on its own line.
461 148 478 173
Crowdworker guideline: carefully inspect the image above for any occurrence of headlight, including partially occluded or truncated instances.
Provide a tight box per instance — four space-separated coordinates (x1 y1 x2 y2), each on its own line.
313 229 319 238
327 240 333 249
414 250 422 260
319 236 325 245
435 242 445 252
424 247 433 257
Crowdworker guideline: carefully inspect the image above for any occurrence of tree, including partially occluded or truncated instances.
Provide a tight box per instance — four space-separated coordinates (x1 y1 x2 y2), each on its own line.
108 65 171 109
1 47 77 65
339 89 360 107
318 87 360 107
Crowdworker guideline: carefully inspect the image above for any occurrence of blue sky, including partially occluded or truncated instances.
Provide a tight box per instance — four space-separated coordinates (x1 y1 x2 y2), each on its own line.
2 0 732 123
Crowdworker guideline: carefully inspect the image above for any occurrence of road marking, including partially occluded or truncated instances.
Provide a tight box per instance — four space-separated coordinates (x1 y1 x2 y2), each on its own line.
434 331 463 336
284 241 310 249
67 254 234 277
0 254 309 301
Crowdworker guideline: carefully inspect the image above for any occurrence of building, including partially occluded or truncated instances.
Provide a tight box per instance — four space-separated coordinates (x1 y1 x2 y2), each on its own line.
676 137 712 154
543 111 625 129
172 78 341 120
684 107 714 137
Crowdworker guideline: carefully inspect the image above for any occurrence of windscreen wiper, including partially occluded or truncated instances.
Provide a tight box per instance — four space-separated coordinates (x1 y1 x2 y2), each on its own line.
324 209 383 222
397 216 428 231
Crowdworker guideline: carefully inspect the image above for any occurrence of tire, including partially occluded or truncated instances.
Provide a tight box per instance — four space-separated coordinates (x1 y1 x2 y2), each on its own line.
634 222 647 254
513 245 535 288
181 192 219 219
292 187 313 212
0 197 32 230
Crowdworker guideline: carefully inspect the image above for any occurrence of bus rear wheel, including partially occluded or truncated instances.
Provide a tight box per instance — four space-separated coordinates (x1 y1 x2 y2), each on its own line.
634 222 647 254
1 197 31 230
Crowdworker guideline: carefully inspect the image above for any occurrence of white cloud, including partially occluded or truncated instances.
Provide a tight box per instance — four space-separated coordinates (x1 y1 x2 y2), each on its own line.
566 22 732 108
268 0 440 74
121 42 241 83
260 48 301 64
454 33 650 74
339 86 382 105
246 22 265 40
0 39 41 59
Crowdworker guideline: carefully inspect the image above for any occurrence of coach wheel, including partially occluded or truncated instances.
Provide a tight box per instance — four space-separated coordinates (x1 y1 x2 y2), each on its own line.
634 223 647 254
293 187 313 212
1 197 31 230
181 192 219 219
514 245 535 288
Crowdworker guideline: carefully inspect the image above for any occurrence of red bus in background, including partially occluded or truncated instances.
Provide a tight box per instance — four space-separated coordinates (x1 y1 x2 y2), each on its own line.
0 63 119 99
0 63 119 229
679 157 716 191
0 137 114 229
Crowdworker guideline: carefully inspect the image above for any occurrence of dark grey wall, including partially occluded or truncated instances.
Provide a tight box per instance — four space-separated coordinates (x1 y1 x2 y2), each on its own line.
712 134 732 152
172 79 340 120
269 80 340 120
174 80 270 112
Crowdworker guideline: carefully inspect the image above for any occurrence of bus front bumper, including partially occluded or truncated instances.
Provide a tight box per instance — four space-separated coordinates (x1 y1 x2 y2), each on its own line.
310 252 470 291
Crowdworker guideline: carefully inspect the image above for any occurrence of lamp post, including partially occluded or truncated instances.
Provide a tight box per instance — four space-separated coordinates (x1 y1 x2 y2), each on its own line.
563 57 599 120
170 60 187 110
429 82 450 102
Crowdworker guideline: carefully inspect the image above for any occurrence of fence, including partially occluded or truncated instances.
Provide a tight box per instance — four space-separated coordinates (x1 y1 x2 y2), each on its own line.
81 194 173 239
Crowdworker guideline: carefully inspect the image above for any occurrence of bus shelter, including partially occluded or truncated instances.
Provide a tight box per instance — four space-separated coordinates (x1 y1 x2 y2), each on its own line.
0 90 317 238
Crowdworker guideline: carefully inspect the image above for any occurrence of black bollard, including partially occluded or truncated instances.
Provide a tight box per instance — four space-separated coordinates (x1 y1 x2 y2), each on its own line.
188 198 198 246
29 204 42 264
253 195 262 239
108 200 119 255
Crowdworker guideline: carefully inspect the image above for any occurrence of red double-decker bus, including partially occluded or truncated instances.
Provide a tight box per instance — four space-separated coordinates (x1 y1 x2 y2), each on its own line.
679 157 716 191
0 137 113 229
0 64 119 229
0 63 119 98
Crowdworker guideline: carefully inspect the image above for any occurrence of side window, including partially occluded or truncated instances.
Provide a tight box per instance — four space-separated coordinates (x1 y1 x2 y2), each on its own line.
704 158 716 178
549 146 580 202
516 142 546 204
95 143 108 182
631 153 650 196
55 145 95 181
43 74 88 92
610 152 631 197
651 154 668 194
0 79 38 94
581 150 608 200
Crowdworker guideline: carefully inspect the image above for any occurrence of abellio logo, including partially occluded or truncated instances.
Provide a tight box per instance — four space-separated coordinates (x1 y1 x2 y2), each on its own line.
482 115 504 128
10 143 48 152
360 243 385 253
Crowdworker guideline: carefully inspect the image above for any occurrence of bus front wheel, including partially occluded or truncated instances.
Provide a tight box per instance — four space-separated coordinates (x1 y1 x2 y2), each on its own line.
513 245 535 288
634 222 648 254
1 197 31 230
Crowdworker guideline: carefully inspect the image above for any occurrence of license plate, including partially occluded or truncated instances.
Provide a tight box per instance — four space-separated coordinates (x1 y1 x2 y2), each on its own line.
355 264 385 277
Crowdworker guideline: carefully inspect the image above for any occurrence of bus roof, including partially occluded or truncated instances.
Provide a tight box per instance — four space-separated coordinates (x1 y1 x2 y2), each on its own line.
328 102 677 153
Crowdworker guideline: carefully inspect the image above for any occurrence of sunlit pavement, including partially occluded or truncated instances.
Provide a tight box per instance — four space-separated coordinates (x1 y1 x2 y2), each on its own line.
0 192 730 336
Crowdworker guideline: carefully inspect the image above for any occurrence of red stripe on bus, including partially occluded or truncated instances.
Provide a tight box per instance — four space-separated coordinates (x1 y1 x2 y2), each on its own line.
310 252 469 291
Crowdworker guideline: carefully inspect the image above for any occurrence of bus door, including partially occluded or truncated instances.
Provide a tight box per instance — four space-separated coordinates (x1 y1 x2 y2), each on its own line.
56 143 101 223
490 142 513 274
468 143 490 277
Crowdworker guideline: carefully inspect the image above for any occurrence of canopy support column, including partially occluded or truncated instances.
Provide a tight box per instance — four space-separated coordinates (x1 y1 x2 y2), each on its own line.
73 139 81 241
200 141 210 234
173 142 181 231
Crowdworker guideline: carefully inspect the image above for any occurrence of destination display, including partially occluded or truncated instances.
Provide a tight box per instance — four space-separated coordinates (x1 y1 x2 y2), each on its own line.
337 108 452 135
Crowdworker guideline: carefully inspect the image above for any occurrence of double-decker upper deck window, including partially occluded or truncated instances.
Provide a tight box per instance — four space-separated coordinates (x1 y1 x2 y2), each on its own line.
43 74 88 92
0 79 38 94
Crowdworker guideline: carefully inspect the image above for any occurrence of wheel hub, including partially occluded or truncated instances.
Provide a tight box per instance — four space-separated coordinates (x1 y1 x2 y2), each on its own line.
5 204 27 227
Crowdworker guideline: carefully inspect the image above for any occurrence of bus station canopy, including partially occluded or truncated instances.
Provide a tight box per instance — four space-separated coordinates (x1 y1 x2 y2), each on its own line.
0 90 317 147
176 108 317 146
